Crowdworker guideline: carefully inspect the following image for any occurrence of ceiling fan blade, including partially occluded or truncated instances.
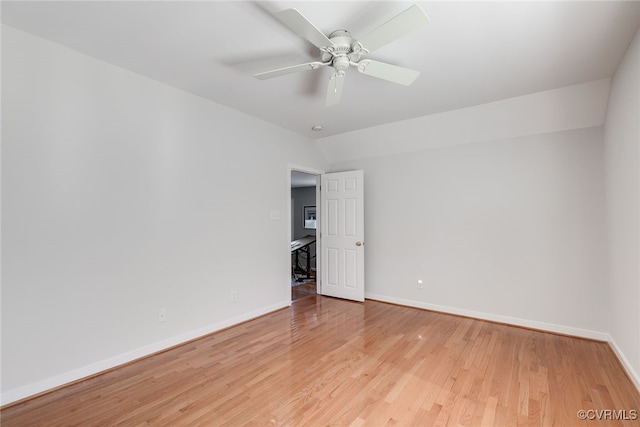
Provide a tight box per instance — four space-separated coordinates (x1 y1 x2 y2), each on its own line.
326 72 345 106
276 9 334 50
355 60 420 86
357 4 429 53
254 61 328 80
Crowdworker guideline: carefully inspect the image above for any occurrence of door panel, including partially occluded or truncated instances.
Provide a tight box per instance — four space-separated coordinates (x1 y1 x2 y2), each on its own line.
320 170 365 302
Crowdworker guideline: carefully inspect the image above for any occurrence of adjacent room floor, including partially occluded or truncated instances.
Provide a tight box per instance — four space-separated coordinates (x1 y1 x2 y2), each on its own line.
292 280 316 301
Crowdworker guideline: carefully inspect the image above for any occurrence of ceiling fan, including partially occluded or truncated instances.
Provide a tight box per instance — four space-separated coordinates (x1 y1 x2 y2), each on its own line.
254 4 429 106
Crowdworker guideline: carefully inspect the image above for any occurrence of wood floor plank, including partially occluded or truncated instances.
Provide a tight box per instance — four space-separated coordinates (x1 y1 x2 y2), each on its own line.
2 296 640 426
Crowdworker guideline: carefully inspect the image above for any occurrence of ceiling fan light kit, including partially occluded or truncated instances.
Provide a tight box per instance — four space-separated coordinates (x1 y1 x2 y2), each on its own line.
254 4 429 106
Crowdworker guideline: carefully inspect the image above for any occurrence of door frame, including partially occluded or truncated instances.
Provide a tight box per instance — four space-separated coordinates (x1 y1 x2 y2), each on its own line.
288 164 324 303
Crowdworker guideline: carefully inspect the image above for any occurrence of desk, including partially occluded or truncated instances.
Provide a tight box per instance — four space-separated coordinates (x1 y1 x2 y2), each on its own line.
291 235 316 280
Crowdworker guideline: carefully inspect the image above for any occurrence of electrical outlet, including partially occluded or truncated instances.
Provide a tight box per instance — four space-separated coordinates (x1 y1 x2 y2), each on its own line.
158 308 166 322
231 291 237 302
417 279 423 289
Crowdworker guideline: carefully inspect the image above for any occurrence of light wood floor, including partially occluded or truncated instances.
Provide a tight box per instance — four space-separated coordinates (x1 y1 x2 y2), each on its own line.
2 296 639 426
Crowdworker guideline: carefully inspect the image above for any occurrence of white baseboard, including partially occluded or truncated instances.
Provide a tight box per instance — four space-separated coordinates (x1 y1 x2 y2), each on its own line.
607 336 640 393
365 293 609 341
1 301 289 406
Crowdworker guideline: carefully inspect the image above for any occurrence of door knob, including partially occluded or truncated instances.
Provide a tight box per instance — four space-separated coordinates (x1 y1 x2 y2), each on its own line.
356 241 363 246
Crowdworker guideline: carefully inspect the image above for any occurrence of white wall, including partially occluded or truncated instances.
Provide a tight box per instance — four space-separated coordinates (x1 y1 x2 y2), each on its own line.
603 28 640 386
331 127 608 337
1 25 328 403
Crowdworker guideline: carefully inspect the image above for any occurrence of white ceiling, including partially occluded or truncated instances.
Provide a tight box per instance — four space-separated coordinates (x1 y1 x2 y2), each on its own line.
2 1 639 139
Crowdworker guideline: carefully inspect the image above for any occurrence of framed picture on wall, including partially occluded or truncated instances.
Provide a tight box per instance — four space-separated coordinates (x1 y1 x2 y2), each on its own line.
303 205 316 229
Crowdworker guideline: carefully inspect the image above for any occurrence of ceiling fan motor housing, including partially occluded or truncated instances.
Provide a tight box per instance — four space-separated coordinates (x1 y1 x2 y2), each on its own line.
325 30 363 66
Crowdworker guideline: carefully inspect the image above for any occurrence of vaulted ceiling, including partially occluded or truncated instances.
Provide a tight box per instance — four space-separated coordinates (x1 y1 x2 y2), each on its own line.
2 1 639 139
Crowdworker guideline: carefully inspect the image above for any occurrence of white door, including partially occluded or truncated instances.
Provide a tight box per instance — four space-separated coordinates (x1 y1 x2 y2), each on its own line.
320 170 365 302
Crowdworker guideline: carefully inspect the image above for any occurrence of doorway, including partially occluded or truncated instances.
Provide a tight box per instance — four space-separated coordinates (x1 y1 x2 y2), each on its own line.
290 170 319 301
288 167 366 303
